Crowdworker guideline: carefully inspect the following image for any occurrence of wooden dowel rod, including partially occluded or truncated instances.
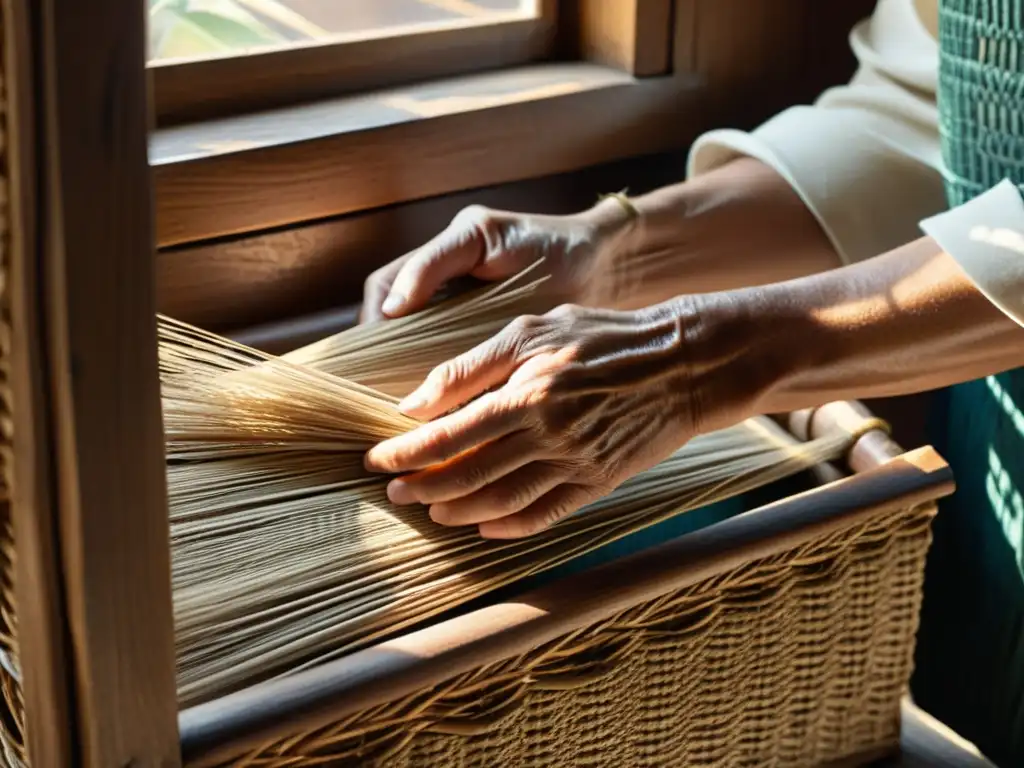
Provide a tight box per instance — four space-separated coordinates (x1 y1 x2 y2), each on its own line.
787 401 904 474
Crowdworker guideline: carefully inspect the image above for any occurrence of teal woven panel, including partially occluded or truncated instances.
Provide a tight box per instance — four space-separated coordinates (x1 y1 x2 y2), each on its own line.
915 6 1024 764
939 0 1024 205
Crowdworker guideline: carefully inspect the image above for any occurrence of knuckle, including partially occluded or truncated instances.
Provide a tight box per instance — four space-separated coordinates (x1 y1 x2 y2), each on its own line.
455 463 490 492
501 320 536 359
546 488 593 528
454 205 515 255
491 332 522 366
524 505 565 536
419 423 458 463
549 302 577 319
547 303 584 332
508 313 544 337
430 361 460 389
364 268 387 291
428 352 476 391
542 504 568 530
454 204 495 231
491 482 534 514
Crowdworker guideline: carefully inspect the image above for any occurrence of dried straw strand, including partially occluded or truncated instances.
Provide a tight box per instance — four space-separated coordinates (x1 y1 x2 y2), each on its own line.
283 265 554 397
161 269 857 707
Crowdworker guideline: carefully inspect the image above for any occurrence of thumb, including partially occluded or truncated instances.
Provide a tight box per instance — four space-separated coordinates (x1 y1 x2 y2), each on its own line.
382 213 489 318
399 328 525 419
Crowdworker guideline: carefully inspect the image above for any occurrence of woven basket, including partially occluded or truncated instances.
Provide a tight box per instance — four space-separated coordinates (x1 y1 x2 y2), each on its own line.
181 406 954 768
195 508 934 767
938 0 1024 206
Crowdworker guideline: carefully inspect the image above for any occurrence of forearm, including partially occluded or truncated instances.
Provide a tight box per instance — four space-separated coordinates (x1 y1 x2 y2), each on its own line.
678 236 1024 426
591 157 843 310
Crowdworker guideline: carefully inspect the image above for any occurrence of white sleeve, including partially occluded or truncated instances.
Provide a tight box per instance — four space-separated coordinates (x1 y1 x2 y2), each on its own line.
687 0 948 265
920 181 1024 328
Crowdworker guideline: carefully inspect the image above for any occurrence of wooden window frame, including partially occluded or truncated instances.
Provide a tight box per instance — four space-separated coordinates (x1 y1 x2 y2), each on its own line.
10 0 180 764
151 1 562 126
150 0 680 248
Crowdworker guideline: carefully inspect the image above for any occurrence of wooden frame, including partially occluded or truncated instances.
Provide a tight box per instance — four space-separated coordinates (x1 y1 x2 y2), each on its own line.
148 0 678 126
149 0 679 247
151 2 561 125
3 1 75 763
152 63 696 248
571 0 673 75
0 0 975 753
6 0 180 764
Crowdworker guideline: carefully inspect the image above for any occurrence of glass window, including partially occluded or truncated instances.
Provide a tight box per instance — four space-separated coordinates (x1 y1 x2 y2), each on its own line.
148 0 534 64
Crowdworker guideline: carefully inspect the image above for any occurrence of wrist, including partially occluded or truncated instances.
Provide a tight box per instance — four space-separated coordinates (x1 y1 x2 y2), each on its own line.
643 288 818 433
628 159 841 299
581 193 641 253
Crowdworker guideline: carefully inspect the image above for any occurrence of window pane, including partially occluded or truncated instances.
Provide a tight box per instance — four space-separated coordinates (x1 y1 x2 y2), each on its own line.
148 0 534 64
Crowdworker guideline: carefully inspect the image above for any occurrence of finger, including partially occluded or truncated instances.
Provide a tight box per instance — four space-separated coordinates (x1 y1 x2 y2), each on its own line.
386 432 541 506
365 392 525 474
478 483 600 539
428 461 568 527
360 258 407 324
399 318 537 419
383 216 486 318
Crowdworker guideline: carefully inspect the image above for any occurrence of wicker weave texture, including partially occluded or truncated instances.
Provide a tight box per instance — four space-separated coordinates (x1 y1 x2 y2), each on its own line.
939 0 1024 206
213 504 935 768
0 5 25 762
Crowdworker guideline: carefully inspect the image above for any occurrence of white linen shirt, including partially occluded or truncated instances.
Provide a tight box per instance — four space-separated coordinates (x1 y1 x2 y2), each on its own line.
687 0 1024 327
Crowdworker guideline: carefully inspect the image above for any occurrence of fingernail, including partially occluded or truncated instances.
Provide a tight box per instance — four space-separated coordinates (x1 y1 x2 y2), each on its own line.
387 478 417 505
429 503 451 525
363 447 386 472
381 292 406 316
398 390 430 414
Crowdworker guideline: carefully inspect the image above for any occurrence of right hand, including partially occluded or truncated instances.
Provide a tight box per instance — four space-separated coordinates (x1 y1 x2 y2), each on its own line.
359 199 636 323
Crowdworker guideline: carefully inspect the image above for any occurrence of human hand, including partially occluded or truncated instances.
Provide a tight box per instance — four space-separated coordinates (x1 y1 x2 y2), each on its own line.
364 300 759 538
359 198 636 323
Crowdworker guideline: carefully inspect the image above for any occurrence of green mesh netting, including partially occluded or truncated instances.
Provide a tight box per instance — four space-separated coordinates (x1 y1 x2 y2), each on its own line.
914 4 1024 766
938 0 1024 206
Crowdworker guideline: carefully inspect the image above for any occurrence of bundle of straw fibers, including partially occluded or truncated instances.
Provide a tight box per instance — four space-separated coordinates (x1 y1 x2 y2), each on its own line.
161 268 864 708
281 265 554 396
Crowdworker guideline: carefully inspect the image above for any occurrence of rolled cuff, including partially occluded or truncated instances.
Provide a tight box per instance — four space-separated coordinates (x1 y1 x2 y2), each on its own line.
920 180 1024 329
687 106 948 265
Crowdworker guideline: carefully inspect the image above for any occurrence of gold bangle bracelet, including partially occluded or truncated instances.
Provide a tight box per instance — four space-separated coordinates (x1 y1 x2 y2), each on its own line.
597 189 639 220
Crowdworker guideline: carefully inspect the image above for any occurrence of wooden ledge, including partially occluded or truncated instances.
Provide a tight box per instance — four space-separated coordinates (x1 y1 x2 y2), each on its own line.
884 699 997 767
151 62 705 248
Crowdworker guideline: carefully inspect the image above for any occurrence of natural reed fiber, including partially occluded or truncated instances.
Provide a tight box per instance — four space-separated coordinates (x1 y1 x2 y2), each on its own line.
282 266 554 396
161 269 864 708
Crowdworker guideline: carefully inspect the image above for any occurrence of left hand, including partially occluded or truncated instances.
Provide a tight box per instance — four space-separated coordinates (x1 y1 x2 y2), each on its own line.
364 302 751 539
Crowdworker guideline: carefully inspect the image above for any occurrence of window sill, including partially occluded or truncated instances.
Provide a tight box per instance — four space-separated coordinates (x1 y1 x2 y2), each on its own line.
151 62 704 248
